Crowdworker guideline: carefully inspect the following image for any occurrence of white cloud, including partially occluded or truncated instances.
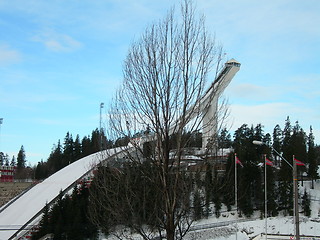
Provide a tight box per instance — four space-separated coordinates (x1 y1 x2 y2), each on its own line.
32 30 82 52
0 44 21 65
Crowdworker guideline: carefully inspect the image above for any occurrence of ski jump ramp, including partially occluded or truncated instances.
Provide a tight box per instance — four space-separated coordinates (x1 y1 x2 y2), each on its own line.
0 148 124 240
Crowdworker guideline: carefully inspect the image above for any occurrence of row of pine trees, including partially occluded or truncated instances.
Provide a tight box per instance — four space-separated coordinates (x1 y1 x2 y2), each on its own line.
34 129 113 179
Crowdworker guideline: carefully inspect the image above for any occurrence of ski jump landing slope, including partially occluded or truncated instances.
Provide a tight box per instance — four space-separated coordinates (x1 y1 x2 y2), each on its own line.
0 148 123 240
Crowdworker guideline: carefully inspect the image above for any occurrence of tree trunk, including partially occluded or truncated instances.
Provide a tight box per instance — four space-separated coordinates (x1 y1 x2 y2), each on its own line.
166 216 175 240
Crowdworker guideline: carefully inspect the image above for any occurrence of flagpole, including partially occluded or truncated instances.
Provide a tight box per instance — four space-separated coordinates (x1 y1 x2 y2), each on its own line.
293 155 300 240
253 141 301 240
235 153 238 240
264 154 268 240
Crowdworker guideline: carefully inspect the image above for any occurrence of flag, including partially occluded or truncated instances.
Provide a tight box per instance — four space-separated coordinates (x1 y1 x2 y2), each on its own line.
294 158 305 166
235 156 244 167
265 158 273 166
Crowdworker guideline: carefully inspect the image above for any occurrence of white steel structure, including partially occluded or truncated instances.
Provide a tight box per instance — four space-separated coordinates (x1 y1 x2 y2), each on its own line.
201 59 240 148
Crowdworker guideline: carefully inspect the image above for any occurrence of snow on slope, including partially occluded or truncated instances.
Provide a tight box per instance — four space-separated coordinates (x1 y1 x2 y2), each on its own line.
101 179 320 240
0 148 122 240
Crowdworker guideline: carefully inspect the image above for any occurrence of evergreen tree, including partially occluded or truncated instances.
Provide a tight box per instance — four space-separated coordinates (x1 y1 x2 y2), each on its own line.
291 121 307 187
35 160 48 180
301 189 311 217
0 152 4 166
277 117 293 214
218 128 232 148
32 203 50 240
307 126 318 189
204 163 212 217
291 121 307 161
281 117 293 177
233 124 263 215
10 156 16 167
265 160 278 217
74 134 82 161
47 140 63 174
17 145 26 169
4 154 9 166
81 136 92 157
278 180 293 216
237 164 254 217
212 167 222 218
63 132 74 165
272 124 282 143
221 154 234 211
91 129 101 152
193 188 203 220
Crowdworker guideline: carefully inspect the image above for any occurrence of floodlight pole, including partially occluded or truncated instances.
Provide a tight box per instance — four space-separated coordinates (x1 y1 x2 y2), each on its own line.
253 140 299 240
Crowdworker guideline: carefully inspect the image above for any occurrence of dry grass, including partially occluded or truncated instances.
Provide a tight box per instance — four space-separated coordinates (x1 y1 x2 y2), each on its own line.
0 182 33 207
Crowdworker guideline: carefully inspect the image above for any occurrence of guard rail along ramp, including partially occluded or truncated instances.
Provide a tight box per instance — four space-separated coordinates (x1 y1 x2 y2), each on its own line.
0 147 127 240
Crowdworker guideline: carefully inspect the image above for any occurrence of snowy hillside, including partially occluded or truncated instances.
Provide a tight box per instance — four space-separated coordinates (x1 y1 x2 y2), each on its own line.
102 179 320 240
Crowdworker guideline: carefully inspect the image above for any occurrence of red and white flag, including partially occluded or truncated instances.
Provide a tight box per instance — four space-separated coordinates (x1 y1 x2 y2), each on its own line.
294 158 305 166
235 155 244 167
265 158 273 166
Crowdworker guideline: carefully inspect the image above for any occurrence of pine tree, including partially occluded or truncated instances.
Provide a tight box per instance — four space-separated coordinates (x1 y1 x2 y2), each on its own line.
4 154 9 166
212 167 222 218
32 202 50 240
302 189 311 217
280 117 293 181
0 152 4 166
218 128 232 148
91 129 101 152
193 189 203 220
10 156 16 166
266 161 278 216
204 163 213 217
17 145 26 169
81 136 92 157
272 124 282 167
63 132 74 165
47 140 63 173
307 126 318 189
221 154 234 211
74 134 82 161
291 121 307 186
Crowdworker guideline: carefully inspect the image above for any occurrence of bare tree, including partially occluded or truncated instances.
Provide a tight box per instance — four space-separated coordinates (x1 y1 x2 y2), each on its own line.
89 1 232 239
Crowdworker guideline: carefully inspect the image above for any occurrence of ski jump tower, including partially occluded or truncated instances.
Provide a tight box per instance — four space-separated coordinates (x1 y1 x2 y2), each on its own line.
200 58 240 149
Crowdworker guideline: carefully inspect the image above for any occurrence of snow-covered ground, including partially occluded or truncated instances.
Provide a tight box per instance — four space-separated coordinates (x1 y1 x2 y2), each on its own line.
102 179 320 240
185 214 320 240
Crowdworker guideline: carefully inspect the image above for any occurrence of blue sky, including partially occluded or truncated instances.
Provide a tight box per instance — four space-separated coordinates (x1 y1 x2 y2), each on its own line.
0 0 319 165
